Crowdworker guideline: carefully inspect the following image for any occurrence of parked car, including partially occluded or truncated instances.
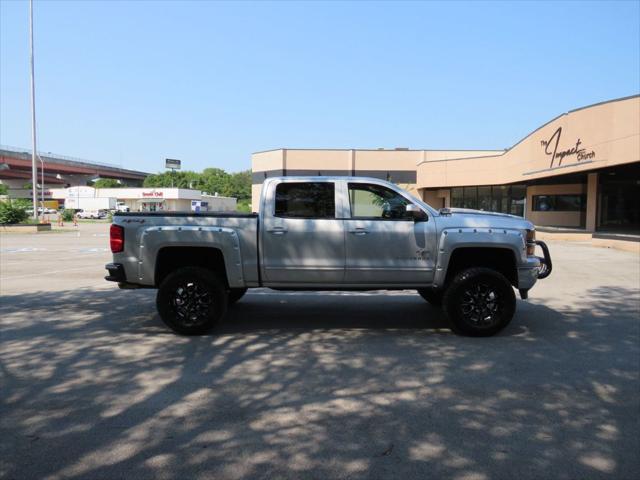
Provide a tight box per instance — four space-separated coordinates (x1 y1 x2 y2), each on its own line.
78 209 108 219
25 207 57 215
106 176 551 336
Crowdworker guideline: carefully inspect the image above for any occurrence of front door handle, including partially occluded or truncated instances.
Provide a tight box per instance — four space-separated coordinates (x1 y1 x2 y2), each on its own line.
267 228 287 235
349 228 369 235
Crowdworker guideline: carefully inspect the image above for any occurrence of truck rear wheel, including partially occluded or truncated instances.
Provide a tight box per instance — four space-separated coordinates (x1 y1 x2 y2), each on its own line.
442 267 515 337
417 288 443 306
228 288 248 305
156 267 228 335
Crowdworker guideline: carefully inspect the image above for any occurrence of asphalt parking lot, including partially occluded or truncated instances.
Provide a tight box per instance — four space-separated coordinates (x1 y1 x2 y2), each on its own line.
1 222 639 480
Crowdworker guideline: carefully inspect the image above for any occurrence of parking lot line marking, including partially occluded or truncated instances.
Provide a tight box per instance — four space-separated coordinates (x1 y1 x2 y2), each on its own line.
1 266 98 280
0 251 111 267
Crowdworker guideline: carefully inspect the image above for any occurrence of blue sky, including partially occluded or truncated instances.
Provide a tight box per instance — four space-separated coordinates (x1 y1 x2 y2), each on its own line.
1 0 639 174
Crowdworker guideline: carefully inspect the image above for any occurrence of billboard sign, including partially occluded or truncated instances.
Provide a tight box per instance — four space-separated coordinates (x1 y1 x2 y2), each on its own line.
165 158 181 170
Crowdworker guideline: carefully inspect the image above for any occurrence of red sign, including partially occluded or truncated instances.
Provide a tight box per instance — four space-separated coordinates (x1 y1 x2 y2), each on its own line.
141 191 163 197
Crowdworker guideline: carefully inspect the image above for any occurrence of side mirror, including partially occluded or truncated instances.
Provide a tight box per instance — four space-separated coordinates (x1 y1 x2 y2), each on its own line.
406 204 428 221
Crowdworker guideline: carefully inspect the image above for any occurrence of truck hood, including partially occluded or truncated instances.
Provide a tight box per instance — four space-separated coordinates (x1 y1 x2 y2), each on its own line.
436 207 534 230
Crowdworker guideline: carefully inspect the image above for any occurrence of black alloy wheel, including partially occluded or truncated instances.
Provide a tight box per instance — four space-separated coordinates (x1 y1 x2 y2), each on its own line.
460 282 501 328
156 267 227 335
442 267 516 337
172 281 213 327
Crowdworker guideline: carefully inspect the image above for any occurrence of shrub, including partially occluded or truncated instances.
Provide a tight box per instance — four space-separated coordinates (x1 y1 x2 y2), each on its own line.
61 209 75 222
236 199 252 212
0 200 29 224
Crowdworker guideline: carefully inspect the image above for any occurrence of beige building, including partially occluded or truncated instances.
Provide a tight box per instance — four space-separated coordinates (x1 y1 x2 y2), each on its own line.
252 95 640 233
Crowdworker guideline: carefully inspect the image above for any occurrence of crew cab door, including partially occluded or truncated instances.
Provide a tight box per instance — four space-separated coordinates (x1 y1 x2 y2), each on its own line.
261 180 345 284
343 181 436 285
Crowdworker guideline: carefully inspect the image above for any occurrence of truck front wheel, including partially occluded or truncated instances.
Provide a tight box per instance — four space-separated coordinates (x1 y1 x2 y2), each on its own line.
156 267 228 335
442 267 516 337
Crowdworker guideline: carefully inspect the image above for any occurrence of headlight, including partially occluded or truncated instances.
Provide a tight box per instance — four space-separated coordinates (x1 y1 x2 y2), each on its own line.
526 229 536 256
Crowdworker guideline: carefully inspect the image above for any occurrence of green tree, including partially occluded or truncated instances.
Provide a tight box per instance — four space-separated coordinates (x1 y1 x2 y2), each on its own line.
92 178 122 188
0 184 8 195
143 171 202 189
141 168 252 202
200 168 230 196
225 170 251 200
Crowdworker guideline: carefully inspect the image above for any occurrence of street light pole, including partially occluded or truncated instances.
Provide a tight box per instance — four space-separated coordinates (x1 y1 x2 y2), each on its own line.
29 0 38 220
39 155 45 222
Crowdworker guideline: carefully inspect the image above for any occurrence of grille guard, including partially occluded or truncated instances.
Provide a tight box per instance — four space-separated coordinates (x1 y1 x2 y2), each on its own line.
535 240 552 279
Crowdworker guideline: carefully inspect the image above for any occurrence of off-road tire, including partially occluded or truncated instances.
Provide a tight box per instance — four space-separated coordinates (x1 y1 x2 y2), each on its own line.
228 288 248 305
156 266 228 335
442 267 516 337
417 288 444 306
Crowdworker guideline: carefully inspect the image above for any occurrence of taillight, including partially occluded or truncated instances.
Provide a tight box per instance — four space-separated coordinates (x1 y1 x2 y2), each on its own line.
526 229 536 256
110 224 124 253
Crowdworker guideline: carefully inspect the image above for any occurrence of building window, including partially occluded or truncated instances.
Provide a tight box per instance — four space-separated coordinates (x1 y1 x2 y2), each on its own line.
449 184 527 217
274 182 335 218
533 194 585 212
492 185 508 213
478 186 492 211
348 183 412 220
462 186 478 209
510 185 526 217
451 188 463 208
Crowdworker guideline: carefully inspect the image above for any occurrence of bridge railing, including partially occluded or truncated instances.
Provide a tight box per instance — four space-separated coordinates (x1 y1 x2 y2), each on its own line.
0 144 121 169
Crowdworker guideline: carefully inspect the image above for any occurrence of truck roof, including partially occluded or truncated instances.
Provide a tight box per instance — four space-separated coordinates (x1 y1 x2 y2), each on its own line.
264 175 397 183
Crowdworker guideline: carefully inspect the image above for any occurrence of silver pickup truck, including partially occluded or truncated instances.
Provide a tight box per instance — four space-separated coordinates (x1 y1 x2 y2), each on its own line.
105 176 551 336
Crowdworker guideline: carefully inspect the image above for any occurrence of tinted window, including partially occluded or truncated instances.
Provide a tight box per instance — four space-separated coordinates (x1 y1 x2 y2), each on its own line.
274 182 335 218
478 186 492 211
463 187 478 209
348 183 411 220
533 194 585 212
491 185 508 213
510 185 526 216
449 184 527 217
451 188 464 208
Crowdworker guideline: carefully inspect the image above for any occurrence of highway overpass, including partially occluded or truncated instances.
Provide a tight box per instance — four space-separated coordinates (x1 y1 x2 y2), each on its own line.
0 146 149 193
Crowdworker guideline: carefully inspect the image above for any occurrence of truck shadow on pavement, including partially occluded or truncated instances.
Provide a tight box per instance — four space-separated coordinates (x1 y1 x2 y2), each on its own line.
1 286 639 480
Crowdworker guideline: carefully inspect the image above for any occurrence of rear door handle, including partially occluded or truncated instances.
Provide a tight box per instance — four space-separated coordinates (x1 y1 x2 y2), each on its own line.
349 228 368 235
267 228 287 235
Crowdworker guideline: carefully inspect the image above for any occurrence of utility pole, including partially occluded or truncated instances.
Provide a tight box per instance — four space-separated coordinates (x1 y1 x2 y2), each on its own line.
29 0 38 220
39 155 45 222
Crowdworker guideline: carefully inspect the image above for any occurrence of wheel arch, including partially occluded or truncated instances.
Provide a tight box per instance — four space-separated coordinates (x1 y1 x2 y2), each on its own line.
440 246 519 288
155 246 229 288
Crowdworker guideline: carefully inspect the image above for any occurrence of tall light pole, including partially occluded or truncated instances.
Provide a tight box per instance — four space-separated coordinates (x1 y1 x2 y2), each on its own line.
29 0 38 220
39 154 45 222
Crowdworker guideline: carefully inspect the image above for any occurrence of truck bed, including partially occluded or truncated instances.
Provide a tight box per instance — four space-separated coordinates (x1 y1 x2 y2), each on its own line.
111 210 260 287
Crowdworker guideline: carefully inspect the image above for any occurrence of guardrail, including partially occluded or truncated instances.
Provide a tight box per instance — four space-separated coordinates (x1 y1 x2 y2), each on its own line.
0 144 121 169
